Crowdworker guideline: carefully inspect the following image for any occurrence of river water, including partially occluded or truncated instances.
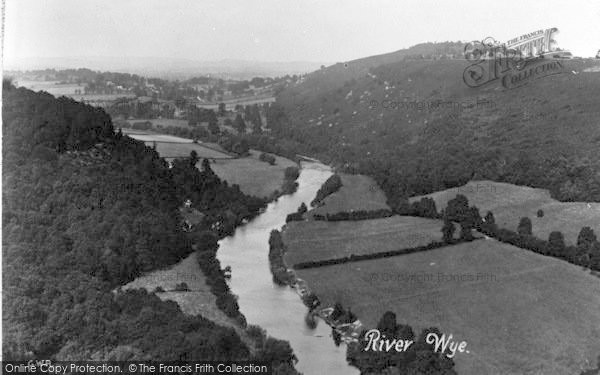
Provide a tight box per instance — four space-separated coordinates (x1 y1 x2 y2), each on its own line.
217 162 359 375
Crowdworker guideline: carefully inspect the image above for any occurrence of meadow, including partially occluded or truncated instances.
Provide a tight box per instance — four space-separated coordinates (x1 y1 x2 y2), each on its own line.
123 129 232 159
128 118 190 129
121 254 254 349
297 239 600 375
123 129 297 199
410 180 600 245
307 173 389 217
210 150 297 199
282 216 446 266
17 80 135 100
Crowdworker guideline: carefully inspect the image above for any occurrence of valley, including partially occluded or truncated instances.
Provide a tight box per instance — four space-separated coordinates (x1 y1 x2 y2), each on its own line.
5 32 600 375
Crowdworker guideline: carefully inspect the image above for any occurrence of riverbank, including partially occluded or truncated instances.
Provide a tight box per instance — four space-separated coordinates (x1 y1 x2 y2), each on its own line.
216 162 360 375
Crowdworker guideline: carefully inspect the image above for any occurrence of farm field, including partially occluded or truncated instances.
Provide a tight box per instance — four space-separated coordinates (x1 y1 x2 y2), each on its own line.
308 173 389 217
123 129 231 159
16 80 135 100
121 254 254 349
210 150 297 199
127 118 190 129
123 129 194 143
297 239 600 375
17 80 84 96
410 180 600 245
282 216 446 266
122 129 297 198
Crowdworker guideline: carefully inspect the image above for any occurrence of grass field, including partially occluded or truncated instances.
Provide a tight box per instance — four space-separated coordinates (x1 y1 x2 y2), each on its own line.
121 253 255 350
296 239 600 375
17 80 84 96
282 216 447 266
123 129 232 159
308 173 389 217
127 118 190 129
17 80 135 100
210 150 297 199
123 129 297 198
158 143 232 159
410 180 600 245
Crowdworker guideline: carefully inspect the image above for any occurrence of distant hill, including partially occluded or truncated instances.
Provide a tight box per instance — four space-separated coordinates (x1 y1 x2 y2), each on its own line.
270 44 600 205
4 56 328 80
291 42 465 97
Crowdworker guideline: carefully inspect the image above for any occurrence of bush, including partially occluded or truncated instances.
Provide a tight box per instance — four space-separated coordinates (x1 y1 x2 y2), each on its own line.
174 282 189 292
313 209 392 221
259 152 276 165
537 209 544 218
286 212 304 222
153 286 165 293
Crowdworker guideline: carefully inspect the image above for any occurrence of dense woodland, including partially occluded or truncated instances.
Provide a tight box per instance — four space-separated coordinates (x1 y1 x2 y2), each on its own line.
2 82 298 373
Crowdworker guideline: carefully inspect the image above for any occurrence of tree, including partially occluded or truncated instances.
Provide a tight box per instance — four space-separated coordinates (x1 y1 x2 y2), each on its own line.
218 102 226 116
482 211 498 235
517 217 532 236
297 203 307 214
189 150 199 167
233 114 246 134
208 119 219 135
331 302 344 321
376 311 398 337
416 197 438 218
548 231 566 256
577 227 597 247
484 211 495 225
445 194 469 222
459 219 474 241
201 159 214 175
442 218 455 243
469 206 482 228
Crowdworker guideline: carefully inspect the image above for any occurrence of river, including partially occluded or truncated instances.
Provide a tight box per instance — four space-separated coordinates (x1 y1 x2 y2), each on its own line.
217 161 359 375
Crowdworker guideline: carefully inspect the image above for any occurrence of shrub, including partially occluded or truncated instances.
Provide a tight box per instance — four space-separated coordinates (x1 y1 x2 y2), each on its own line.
537 209 544 218
174 282 189 292
259 152 276 165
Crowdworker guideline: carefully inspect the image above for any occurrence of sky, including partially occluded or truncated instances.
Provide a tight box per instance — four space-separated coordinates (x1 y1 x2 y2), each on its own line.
3 0 600 67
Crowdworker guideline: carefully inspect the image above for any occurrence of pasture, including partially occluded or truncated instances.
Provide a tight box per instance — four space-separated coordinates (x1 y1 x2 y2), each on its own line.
122 129 297 198
282 216 446 266
210 150 297 199
128 118 190 129
308 173 389 217
297 239 600 375
121 254 254 349
17 80 83 96
17 80 134 100
410 180 600 245
123 129 232 159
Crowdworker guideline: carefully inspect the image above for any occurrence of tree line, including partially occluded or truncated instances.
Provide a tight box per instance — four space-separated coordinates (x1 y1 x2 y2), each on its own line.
409 194 600 271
